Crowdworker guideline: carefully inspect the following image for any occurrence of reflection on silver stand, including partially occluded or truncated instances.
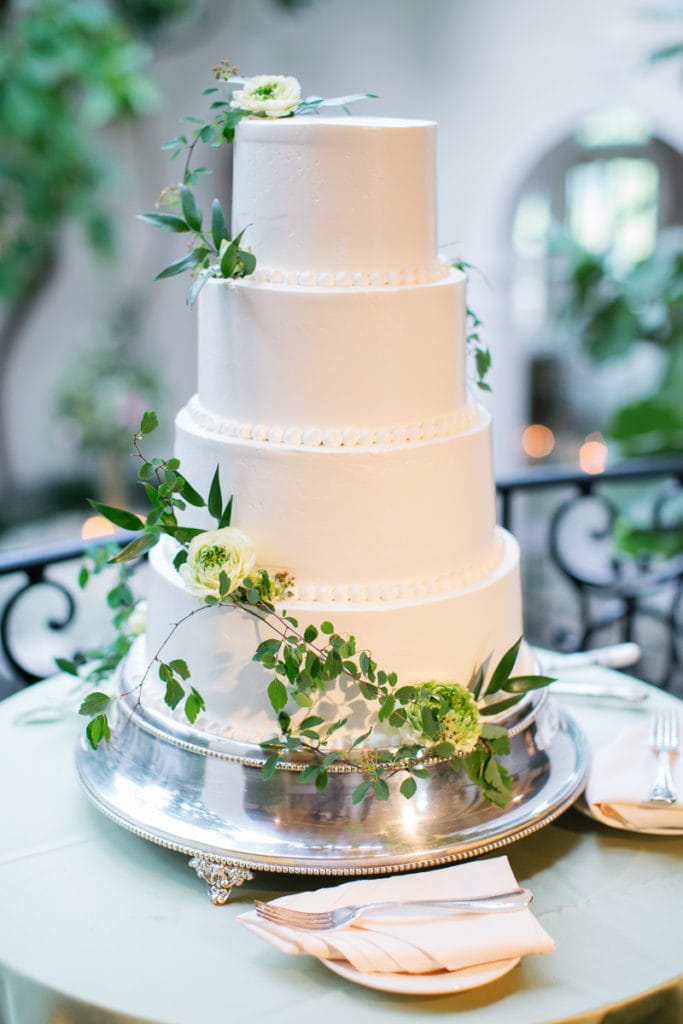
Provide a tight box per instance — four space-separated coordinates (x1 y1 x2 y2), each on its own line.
75 672 589 904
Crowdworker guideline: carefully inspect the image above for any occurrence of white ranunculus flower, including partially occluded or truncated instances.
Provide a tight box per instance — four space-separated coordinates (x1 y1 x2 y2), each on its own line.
127 600 147 636
180 528 257 600
231 75 301 118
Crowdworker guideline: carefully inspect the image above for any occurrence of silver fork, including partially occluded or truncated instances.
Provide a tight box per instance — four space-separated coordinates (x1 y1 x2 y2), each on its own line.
649 710 679 804
255 886 533 931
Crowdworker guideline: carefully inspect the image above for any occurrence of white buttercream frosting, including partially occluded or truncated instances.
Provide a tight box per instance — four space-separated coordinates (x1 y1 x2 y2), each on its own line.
252 261 450 287
185 394 479 448
196 272 469 433
232 117 438 278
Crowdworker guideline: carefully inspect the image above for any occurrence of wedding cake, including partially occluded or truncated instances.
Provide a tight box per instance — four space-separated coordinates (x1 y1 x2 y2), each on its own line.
139 115 531 746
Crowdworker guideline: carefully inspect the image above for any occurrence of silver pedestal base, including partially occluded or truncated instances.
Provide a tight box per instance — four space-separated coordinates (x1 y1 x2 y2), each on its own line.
75 683 589 903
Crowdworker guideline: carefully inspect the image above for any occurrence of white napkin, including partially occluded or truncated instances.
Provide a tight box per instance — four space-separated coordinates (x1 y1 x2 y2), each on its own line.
239 856 554 975
585 718 683 832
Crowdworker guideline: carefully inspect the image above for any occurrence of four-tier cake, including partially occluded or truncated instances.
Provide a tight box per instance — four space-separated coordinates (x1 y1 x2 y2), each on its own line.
138 116 533 746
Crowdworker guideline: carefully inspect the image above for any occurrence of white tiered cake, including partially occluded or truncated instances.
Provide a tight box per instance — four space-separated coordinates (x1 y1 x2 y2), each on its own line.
142 116 529 746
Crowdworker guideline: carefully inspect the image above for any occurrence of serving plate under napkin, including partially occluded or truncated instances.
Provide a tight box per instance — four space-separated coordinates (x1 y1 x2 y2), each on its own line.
321 956 520 994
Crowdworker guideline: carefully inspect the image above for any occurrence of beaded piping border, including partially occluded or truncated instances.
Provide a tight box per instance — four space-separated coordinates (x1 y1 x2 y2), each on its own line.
290 532 505 604
249 261 451 289
185 394 480 449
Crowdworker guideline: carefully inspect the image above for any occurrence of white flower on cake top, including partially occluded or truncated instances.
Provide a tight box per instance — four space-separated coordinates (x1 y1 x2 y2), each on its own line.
231 75 302 118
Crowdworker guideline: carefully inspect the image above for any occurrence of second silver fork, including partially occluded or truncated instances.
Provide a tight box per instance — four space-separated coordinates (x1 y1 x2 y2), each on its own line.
649 710 679 805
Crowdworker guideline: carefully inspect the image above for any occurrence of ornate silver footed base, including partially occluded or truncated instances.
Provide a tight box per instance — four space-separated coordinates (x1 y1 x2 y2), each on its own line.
75 677 590 904
189 857 254 904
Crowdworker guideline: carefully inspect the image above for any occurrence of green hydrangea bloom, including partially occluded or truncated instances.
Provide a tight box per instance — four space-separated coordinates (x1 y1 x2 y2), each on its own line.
408 681 481 755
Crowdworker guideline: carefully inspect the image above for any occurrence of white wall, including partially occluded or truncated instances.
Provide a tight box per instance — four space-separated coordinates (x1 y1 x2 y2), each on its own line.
6 0 683 492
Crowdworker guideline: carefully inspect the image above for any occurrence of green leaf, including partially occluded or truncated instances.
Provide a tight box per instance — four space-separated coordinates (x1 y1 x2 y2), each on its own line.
254 638 281 662
219 495 233 529
315 769 329 791
185 687 206 724
299 715 325 730
171 527 206 545
139 411 159 435
320 621 334 635
262 752 280 780
180 185 203 232
177 477 205 507
432 740 455 758
211 198 229 251
583 295 640 363
238 250 256 276
219 571 232 598
79 691 112 715
373 777 391 800
378 695 395 722
352 779 372 805
267 678 288 714
220 237 239 278
137 212 190 233
169 659 191 680
56 657 80 677
298 763 321 783
420 706 439 739
349 728 373 750
303 624 318 643
503 674 554 694
480 694 523 716
396 685 417 702
86 714 111 750
164 677 185 709
187 268 215 306
208 466 222 522
88 500 142 533
173 548 189 571
485 638 523 695
162 133 188 149
155 252 201 280
400 775 418 799
109 532 159 563
107 583 134 609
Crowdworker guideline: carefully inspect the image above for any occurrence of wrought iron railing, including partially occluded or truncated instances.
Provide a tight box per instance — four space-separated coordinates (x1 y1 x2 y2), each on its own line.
1 457 682 695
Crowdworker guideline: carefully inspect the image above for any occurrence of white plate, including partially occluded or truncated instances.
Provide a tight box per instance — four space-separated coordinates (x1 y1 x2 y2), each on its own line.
320 956 520 995
575 795 683 836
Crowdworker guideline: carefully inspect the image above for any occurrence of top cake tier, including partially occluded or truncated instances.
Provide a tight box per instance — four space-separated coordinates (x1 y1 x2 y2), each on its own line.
231 117 443 282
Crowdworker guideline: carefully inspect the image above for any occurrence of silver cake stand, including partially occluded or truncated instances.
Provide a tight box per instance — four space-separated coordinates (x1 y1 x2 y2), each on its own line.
75 679 589 904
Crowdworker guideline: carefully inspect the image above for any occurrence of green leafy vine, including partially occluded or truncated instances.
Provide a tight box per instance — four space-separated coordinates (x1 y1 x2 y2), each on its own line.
71 415 552 807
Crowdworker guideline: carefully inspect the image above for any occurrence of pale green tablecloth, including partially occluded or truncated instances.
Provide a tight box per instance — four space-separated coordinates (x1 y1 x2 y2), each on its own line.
1 672 682 1024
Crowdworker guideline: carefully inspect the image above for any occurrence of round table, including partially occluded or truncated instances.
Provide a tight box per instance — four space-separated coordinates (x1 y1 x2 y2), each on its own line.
1 672 682 1024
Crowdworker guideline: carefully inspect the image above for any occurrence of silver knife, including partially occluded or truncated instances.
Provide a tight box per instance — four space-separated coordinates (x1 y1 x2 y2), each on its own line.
549 680 648 704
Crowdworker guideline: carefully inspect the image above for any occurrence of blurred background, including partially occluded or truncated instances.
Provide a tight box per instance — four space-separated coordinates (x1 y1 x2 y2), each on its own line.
1 0 683 690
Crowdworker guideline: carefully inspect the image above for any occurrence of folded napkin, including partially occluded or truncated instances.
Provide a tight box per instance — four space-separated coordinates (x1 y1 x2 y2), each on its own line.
585 717 683 832
239 856 554 975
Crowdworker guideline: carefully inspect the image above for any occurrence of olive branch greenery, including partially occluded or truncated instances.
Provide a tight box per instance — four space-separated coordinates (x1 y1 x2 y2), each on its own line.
451 258 492 392
138 61 378 304
67 413 553 807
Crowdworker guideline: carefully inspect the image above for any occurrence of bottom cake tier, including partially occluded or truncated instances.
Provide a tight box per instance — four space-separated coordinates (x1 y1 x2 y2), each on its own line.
143 527 531 747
